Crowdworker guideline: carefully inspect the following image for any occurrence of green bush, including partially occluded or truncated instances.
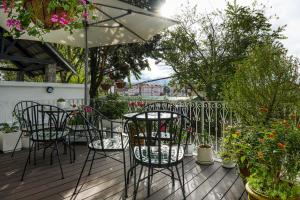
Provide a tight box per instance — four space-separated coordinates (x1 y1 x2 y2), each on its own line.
94 94 128 119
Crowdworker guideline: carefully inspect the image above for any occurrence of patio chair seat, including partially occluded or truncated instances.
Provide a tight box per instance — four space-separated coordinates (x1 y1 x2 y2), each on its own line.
133 145 184 165
88 136 129 150
32 130 68 141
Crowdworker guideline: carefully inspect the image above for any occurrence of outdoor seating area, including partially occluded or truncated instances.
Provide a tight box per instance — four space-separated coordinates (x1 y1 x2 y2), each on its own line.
0 100 247 200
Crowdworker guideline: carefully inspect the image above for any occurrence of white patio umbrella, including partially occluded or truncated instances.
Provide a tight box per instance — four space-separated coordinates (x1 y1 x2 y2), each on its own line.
0 0 177 104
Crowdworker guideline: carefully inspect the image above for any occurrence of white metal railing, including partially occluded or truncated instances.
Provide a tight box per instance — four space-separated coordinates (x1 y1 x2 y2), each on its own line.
0 98 239 153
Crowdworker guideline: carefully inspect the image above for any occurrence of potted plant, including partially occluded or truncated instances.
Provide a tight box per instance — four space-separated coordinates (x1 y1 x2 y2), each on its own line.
57 98 66 109
0 122 21 153
196 132 214 165
2 0 95 39
219 126 238 168
245 119 300 200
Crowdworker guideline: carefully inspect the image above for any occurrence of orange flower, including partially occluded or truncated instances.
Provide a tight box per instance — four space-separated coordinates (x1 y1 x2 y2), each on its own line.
268 133 275 139
278 142 286 149
259 107 269 113
259 138 265 143
257 151 264 159
297 124 300 129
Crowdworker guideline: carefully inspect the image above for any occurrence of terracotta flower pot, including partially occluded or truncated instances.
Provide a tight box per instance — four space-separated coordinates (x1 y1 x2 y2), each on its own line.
24 0 67 29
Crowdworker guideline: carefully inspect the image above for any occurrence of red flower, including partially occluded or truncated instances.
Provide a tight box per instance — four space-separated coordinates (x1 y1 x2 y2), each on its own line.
277 142 286 149
84 106 92 113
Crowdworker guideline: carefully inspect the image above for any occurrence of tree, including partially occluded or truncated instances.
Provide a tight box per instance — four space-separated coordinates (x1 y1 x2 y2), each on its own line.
157 2 285 100
224 41 300 125
55 44 85 84
89 36 160 99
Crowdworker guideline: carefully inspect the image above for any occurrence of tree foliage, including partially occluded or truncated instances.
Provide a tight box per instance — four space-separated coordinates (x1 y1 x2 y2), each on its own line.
224 41 300 125
158 2 285 100
89 36 160 99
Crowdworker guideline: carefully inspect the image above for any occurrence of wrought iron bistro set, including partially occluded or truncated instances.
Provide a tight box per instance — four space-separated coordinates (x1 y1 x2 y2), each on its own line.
11 101 192 199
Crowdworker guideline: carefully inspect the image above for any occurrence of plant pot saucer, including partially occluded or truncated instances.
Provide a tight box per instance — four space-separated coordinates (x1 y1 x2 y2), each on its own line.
196 159 214 165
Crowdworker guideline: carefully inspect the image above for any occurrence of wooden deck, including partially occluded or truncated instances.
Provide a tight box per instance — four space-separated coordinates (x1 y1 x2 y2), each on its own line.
0 145 247 200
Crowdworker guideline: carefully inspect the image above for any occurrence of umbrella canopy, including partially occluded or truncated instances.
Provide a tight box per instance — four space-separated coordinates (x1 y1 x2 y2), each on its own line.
0 0 177 104
0 0 177 48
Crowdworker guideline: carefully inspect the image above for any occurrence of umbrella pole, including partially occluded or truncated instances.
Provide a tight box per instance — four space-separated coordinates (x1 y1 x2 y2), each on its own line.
84 22 89 105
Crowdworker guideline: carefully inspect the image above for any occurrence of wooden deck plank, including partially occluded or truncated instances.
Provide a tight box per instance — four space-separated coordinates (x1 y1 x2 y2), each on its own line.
0 147 245 200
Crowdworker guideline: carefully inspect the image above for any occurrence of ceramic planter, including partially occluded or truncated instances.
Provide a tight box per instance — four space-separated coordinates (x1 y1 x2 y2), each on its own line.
222 159 236 168
0 131 22 153
57 101 66 109
197 146 214 165
184 143 194 157
246 182 300 200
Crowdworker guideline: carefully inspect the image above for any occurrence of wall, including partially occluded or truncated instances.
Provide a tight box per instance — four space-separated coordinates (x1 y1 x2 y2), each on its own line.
0 81 85 123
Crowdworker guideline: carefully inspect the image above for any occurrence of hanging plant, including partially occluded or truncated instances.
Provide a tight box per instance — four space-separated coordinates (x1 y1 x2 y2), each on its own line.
101 83 112 91
1 0 95 39
115 80 126 89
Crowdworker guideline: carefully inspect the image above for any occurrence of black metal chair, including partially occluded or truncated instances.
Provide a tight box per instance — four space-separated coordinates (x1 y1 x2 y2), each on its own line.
21 104 70 181
73 106 129 196
11 101 40 157
124 110 192 199
143 102 177 112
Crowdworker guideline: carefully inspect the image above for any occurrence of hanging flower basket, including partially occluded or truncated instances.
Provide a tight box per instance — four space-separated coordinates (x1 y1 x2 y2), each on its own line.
101 83 111 91
115 80 126 89
2 0 94 39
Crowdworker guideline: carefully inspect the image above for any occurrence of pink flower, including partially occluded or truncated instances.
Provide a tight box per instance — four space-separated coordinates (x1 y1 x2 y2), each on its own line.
79 0 87 5
82 11 88 20
6 19 23 31
51 14 59 23
59 17 70 25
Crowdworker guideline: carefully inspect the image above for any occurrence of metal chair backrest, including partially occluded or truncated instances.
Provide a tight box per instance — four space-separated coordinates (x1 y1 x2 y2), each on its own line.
143 102 176 112
79 105 125 151
125 110 192 167
13 101 40 131
22 104 70 141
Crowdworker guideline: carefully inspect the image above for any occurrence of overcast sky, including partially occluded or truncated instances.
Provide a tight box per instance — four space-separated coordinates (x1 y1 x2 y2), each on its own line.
134 0 300 83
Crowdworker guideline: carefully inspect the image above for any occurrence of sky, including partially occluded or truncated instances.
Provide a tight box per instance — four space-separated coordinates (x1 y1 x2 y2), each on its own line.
134 0 300 83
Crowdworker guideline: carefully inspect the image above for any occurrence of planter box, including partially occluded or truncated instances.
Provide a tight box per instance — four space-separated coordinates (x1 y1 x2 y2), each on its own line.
197 146 214 165
21 136 31 149
0 131 22 153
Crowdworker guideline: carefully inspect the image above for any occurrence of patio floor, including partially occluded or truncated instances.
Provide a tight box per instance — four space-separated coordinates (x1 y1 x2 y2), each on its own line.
0 145 247 200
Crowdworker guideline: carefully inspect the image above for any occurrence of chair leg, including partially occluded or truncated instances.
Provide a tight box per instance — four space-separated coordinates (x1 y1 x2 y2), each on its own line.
73 149 91 195
169 167 175 186
175 165 185 199
133 166 143 200
122 150 127 198
21 141 34 181
55 141 64 179
11 131 23 158
147 166 151 197
88 151 96 176
34 141 37 166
